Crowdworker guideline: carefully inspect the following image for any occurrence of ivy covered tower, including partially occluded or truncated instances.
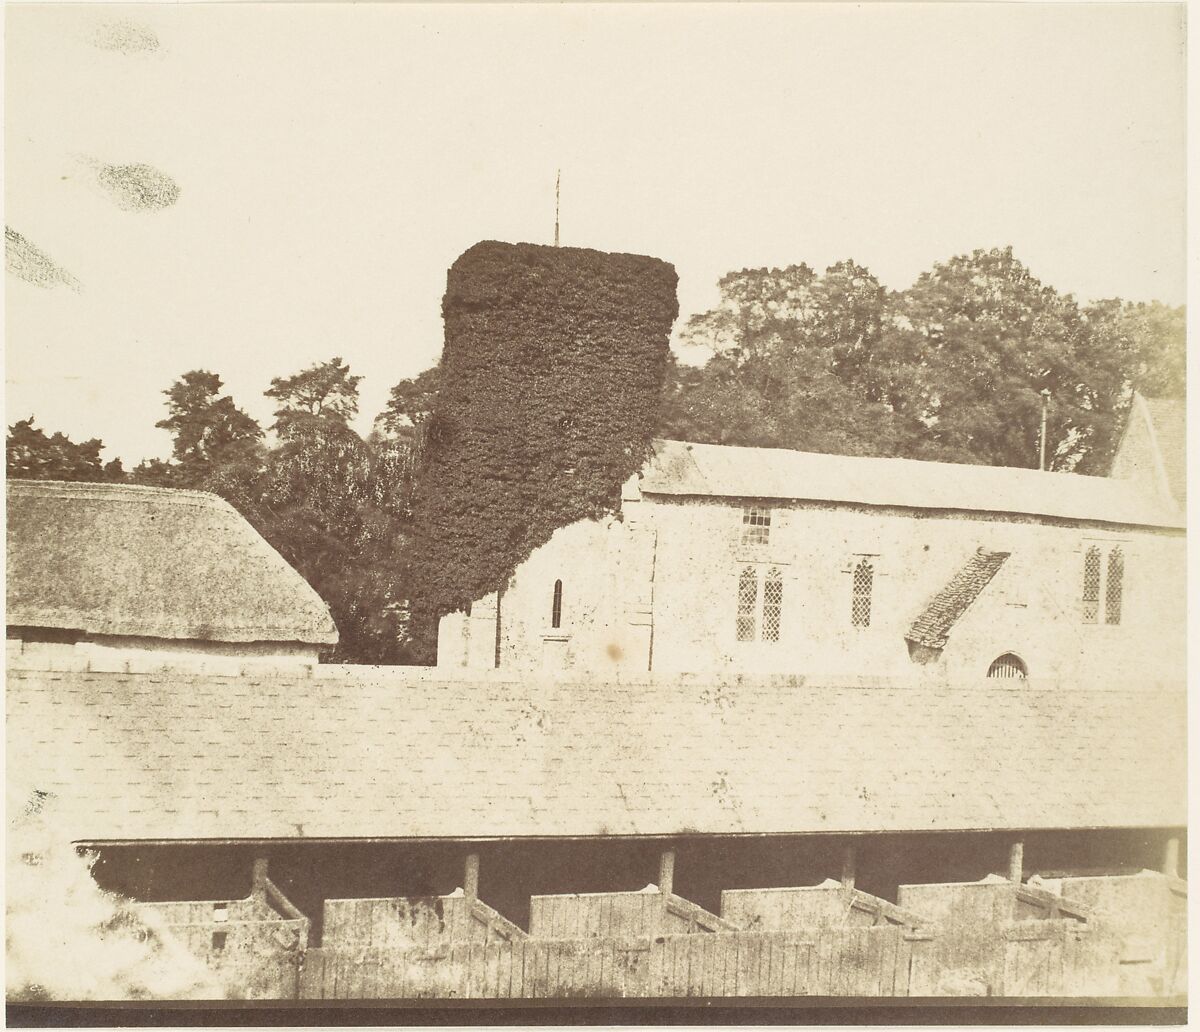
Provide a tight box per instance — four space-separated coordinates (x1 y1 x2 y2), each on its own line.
408 240 679 617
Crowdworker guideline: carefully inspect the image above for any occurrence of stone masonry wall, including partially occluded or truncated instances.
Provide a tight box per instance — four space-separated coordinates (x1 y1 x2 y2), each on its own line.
439 495 1184 684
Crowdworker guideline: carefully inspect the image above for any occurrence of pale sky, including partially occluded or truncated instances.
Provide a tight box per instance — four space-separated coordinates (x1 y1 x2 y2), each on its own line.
5 2 1187 464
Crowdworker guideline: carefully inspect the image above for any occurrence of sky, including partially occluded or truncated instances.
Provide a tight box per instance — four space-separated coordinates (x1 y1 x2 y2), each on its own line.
5 2 1187 465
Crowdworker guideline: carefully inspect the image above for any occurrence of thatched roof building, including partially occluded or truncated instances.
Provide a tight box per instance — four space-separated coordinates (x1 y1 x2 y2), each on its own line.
6 480 337 667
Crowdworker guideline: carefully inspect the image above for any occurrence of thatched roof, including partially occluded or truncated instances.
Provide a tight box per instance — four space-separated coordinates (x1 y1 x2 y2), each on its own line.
7 668 1184 842
642 440 1183 529
6 480 337 645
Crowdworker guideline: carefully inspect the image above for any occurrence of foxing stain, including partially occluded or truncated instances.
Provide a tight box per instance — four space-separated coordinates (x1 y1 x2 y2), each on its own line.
91 19 160 54
96 164 180 212
5 228 81 291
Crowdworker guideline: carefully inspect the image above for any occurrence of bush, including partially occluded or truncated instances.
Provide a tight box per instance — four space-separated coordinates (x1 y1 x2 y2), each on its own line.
6 785 223 1000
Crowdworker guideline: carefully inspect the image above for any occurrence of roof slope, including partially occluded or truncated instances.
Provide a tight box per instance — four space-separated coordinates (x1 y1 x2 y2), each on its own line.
7 669 1184 842
1140 396 1186 506
640 440 1183 529
6 480 337 645
906 549 1010 650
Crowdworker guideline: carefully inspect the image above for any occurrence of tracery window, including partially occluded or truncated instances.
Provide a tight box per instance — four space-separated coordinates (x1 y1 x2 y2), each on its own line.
1081 546 1101 624
736 566 758 641
1081 544 1125 626
736 566 784 643
851 558 874 628
762 568 783 642
1105 548 1124 626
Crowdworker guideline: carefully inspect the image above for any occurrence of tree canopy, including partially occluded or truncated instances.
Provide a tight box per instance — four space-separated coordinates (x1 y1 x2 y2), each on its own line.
154 370 263 478
6 244 1185 665
265 356 363 438
137 361 415 662
374 366 441 444
6 418 123 483
663 248 1184 473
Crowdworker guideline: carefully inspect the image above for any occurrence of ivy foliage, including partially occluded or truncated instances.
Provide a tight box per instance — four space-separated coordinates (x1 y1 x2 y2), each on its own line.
407 241 678 614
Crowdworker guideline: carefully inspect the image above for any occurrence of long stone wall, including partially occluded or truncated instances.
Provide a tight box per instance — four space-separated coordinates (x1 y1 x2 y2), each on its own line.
443 495 1186 683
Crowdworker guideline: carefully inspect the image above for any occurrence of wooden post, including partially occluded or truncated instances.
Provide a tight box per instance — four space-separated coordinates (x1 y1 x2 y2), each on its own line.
252 858 269 901
841 844 857 890
464 852 480 899
658 848 676 897
1163 836 1180 878
1008 841 1024 883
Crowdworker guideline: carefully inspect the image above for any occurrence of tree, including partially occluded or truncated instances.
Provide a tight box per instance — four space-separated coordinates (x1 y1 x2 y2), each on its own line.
123 360 417 663
1119 301 1185 399
248 418 415 664
664 248 1185 474
375 366 440 443
265 357 363 439
6 418 123 482
1066 298 1186 474
235 358 418 663
662 261 921 459
884 247 1075 468
154 371 263 477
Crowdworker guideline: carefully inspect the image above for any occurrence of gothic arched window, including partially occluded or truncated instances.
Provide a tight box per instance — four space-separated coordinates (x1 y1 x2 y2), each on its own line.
551 579 563 629
1081 546 1101 624
852 558 874 628
762 568 784 642
1105 548 1124 626
736 566 758 642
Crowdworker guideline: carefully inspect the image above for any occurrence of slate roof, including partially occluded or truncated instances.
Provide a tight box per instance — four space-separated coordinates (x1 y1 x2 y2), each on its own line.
640 440 1183 529
1139 396 1186 506
906 549 1011 650
6 480 337 645
7 668 1184 842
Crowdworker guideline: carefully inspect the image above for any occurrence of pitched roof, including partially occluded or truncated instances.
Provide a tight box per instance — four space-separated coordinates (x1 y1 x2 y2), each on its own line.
640 440 1183 529
6 480 337 645
1138 396 1186 506
906 548 1011 650
7 668 1184 843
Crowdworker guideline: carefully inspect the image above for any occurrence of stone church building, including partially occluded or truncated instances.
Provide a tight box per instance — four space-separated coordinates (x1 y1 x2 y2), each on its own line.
438 395 1185 683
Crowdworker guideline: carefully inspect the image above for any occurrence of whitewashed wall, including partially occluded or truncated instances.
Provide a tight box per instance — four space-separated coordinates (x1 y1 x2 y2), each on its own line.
439 495 1184 685
6 634 323 674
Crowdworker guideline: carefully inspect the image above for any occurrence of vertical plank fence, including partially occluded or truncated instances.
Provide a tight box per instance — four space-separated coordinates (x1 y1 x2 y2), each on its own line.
293 919 1151 1000
298 927 927 999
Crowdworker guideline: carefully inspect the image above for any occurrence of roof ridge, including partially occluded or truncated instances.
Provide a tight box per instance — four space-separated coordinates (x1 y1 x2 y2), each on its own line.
655 438 1114 482
6 479 234 511
644 439 1182 529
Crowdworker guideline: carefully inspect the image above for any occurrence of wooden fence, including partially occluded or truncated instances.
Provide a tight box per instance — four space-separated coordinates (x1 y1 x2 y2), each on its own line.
323 895 524 949
135 895 308 1000
292 920 1127 999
